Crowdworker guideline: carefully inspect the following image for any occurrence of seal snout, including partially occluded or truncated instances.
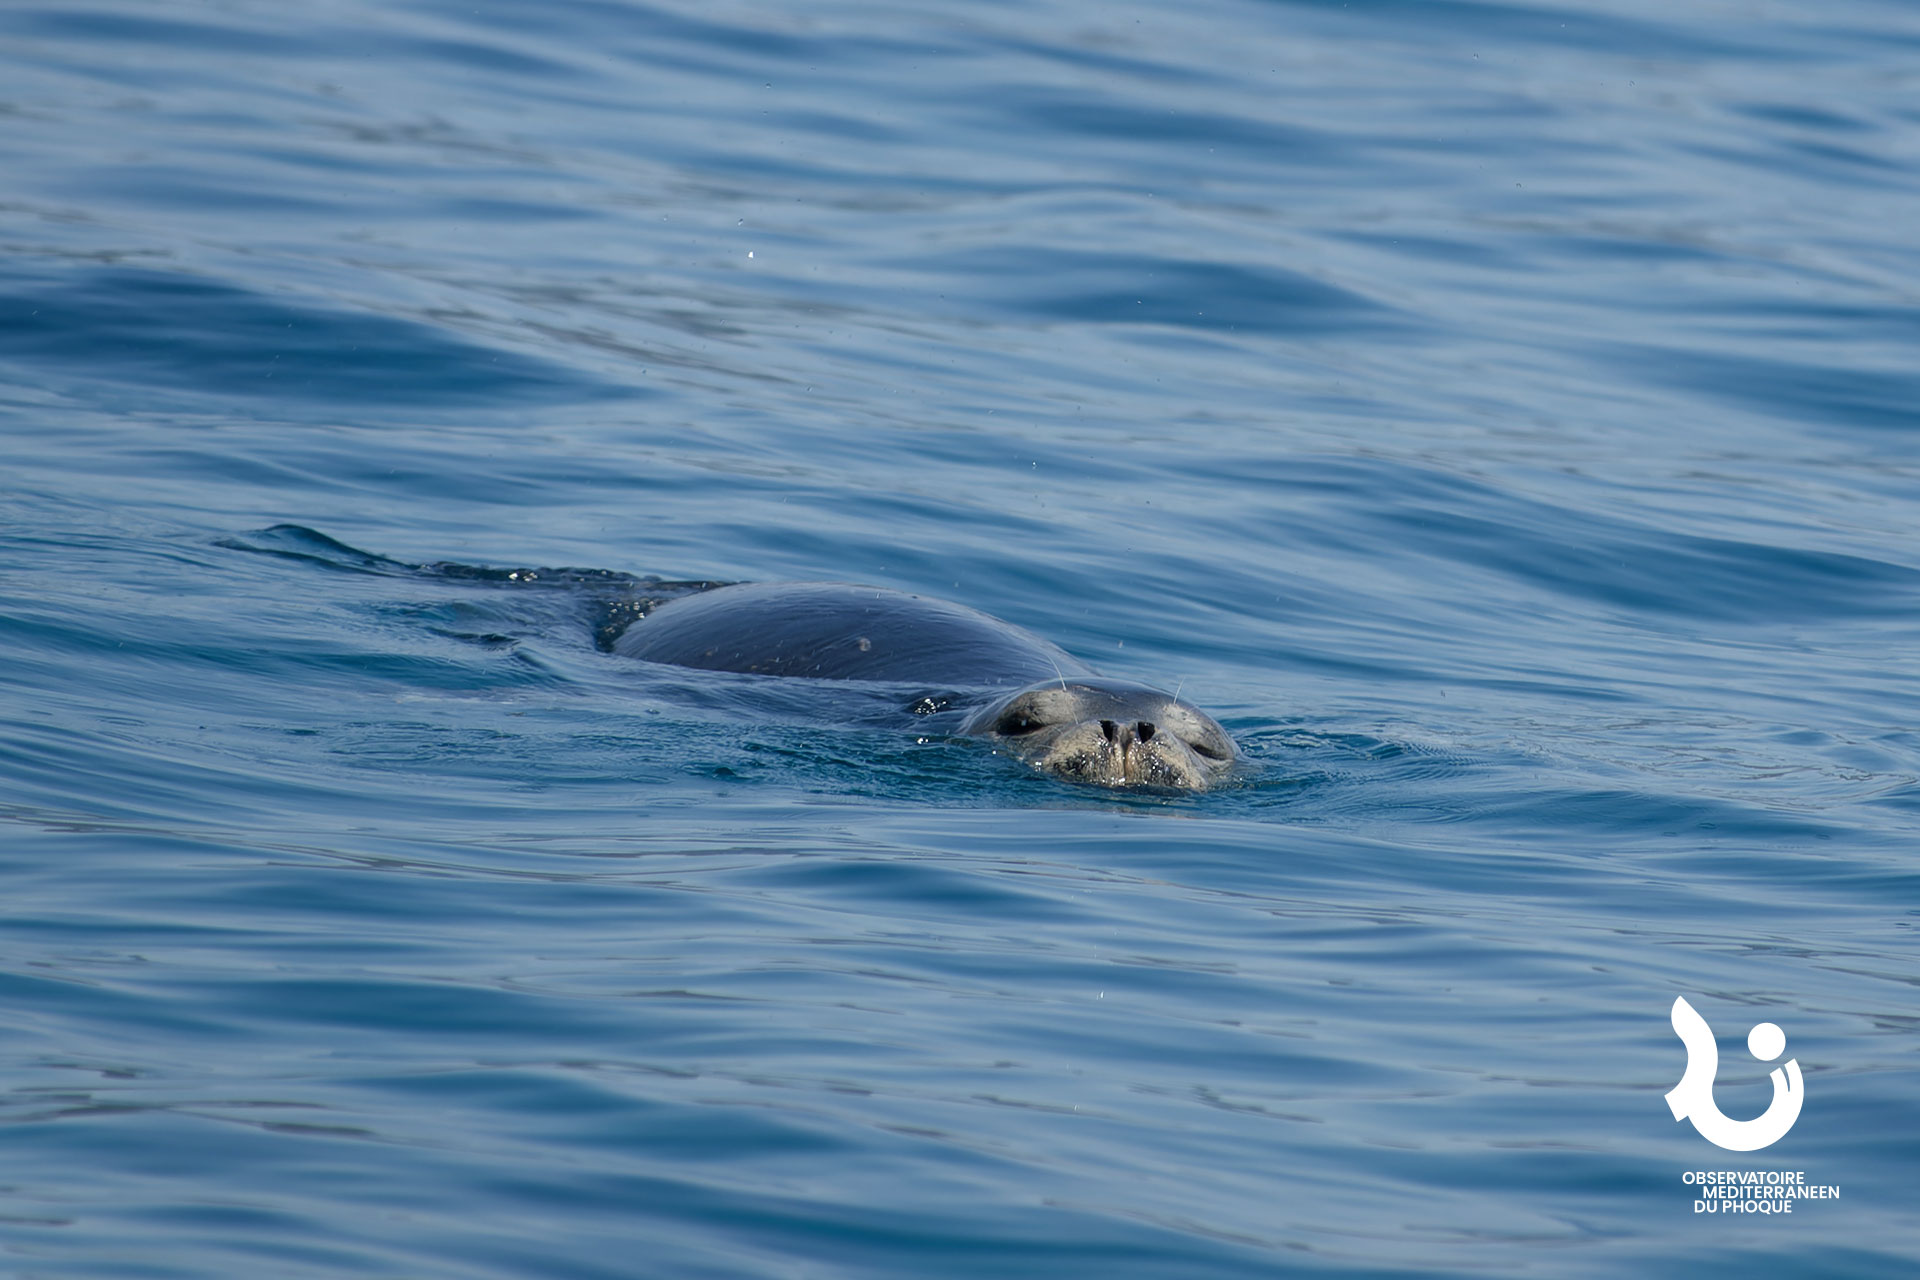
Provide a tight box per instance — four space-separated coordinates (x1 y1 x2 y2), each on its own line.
1099 719 1163 782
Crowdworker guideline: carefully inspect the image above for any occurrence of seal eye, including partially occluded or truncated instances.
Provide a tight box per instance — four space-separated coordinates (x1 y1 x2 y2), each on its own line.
1187 738 1230 762
997 713 1045 736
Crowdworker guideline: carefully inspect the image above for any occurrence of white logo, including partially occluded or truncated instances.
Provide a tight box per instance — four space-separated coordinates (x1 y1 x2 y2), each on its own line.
1665 996 1803 1151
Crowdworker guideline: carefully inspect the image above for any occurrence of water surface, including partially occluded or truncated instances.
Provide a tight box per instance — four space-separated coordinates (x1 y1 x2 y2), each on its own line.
2 1 1917 1276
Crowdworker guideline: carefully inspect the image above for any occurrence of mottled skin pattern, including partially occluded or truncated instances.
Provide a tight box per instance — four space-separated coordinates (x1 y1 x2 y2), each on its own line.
614 582 1235 790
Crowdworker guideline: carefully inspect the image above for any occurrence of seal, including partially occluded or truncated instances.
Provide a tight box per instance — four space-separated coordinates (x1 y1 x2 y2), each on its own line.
613 581 1235 789
212 529 1237 791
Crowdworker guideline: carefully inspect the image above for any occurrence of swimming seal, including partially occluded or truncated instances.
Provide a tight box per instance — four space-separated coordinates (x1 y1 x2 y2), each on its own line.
211 529 1236 791
613 581 1235 789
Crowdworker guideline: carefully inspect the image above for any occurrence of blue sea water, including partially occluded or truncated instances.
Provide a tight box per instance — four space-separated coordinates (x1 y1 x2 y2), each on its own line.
2 0 1918 1275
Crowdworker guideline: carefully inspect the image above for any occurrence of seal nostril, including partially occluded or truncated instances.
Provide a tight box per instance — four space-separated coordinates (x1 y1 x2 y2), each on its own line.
1100 719 1118 742
1136 721 1155 743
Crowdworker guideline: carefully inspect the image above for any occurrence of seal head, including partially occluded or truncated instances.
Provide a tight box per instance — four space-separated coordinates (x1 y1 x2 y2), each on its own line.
962 677 1236 790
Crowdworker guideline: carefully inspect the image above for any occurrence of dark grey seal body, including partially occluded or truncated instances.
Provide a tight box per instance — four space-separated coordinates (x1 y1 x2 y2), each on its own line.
614 581 1235 789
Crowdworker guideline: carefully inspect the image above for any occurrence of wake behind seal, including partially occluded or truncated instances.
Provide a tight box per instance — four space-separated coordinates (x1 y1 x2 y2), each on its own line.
613 581 1235 790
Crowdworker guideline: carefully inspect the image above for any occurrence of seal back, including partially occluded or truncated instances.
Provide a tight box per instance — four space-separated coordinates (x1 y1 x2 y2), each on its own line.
611 581 1088 687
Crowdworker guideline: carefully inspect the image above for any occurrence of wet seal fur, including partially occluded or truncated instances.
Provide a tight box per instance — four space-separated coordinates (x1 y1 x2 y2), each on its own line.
614 581 1235 790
